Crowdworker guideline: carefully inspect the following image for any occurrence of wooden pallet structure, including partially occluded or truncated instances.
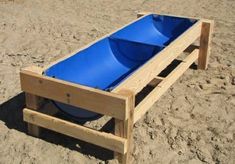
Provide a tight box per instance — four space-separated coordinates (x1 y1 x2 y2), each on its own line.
20 12 213 164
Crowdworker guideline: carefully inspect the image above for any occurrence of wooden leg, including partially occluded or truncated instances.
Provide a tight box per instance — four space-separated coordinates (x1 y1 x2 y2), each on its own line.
198 20 214 70
114 90 134 164
27 123 41 137
25 93 44 137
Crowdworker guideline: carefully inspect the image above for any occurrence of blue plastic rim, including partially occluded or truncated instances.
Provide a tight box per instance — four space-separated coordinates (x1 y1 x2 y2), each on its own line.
44 14 197 120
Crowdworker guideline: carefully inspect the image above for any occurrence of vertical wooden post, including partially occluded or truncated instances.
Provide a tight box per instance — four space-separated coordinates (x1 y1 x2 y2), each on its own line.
198 20 214 70
114 90 134 164
25 93 44 137
114 90 135 164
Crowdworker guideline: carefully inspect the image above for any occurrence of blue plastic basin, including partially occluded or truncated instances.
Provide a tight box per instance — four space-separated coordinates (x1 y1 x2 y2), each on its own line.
44 14 196 120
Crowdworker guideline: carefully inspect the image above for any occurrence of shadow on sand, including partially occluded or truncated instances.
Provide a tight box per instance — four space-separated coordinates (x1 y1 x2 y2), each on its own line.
0 92 113 161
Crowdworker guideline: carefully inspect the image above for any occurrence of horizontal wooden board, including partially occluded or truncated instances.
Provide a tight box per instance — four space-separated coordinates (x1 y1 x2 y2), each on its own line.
112 21 202 95
134 49 199 123
23 108 127 154
20 68 128 120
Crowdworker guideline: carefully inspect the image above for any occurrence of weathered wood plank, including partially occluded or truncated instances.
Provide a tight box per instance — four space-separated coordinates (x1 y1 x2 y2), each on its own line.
114 90 134 164
198 20 214 69
134 49 199 123
137 12 200 21
23 108 127 154
25 93 44 137
20 68 128 120
147 76 164 87
112 21 202 94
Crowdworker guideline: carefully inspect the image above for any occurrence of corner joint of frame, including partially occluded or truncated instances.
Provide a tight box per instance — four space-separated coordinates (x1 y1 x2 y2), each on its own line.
117 89 135 120
137 12 152 18
21 66 44 75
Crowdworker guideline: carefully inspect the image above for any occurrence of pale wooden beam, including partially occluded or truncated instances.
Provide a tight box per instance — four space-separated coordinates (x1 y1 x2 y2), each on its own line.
112 21 202 94
23 108 127 154
198 20 214 70
20 67 128 120
134 49 199 123
115 90 134 164
25 93 44 137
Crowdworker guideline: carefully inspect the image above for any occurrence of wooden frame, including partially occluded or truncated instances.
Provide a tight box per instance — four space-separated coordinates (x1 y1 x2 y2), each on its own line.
20 12 213 164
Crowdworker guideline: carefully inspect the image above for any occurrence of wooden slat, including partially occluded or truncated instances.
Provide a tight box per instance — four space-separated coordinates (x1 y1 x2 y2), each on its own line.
114 90 134 164
134 49 199 123
20 68 128 120
184 44 200 53
148 76 164 87
23 108 127 154
112 21 202 94
198 20 214 69
137 12 200 21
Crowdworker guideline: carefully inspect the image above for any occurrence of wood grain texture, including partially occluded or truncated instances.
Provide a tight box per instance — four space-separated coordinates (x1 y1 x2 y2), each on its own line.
198 20 214 70
114 90 135 164
23 108 127 154
20 68 128 120
25 93 44 137
134 49 199 123
112 20 202 95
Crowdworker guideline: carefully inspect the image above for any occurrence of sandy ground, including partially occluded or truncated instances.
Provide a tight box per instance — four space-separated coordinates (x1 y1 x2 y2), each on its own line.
0 0 234 163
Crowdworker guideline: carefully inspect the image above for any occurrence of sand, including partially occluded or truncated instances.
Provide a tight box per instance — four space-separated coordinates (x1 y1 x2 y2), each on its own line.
0 0 234 163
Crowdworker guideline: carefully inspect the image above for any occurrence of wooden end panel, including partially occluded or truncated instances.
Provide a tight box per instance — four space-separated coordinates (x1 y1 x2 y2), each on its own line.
20 69 128 120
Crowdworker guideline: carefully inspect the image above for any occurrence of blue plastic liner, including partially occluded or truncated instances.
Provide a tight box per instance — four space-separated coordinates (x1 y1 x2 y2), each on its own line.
44 14 196 120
